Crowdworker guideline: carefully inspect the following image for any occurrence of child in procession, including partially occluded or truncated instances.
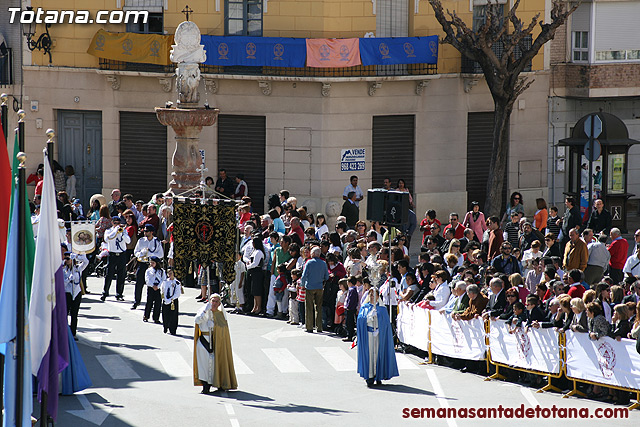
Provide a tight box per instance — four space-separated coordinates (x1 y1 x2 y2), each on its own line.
63 251 89 338
144 256 166 324
161 267 182 335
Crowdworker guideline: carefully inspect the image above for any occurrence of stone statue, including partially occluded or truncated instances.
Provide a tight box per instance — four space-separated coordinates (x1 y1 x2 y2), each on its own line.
156 19 219 191
325 201 341 228
170 21 206 64
176 63 201 105
170 21 206 105
301 199 318 216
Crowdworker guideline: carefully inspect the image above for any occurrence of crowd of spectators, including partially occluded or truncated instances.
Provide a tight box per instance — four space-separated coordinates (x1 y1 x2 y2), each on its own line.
39 167 640 405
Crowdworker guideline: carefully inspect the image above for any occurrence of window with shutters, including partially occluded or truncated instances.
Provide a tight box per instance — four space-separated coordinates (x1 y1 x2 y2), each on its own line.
372 115 415 193
217 114 266 213
225 0 263 36
376 0 409 37
472 3 504 32
572 31 589 62
124 0 164 34
119 112 168 202
466 112 507 208
593 1 640 62
126 13 163 34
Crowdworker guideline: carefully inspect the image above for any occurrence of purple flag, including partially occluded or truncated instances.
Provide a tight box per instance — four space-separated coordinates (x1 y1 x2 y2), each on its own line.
31 154 69 421
35 267 69 420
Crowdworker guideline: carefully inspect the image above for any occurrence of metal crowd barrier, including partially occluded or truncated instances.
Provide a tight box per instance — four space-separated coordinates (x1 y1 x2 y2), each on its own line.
396 302 640 410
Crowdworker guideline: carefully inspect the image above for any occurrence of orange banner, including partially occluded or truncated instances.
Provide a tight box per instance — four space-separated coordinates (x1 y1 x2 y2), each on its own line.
306 38 361 68
87 29 173 65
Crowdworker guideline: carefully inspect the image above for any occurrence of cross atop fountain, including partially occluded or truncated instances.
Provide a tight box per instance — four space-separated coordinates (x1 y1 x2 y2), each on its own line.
182 5 193 21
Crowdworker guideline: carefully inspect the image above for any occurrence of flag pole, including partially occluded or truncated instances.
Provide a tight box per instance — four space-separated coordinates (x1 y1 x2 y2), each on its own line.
46 129 55 171
39 129 51 427
0 92 8 427
16 109 27 427
1 93 8 141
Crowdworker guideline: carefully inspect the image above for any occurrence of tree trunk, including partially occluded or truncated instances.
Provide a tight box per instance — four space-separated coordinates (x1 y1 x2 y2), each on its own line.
484 100 513 218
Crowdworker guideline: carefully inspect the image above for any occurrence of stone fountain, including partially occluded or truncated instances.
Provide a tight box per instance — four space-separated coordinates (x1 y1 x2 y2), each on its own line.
155 20 219 191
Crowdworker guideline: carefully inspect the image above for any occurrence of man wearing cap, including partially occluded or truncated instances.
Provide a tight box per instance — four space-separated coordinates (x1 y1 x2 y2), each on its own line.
132 223 164 309
101 216 131 301
72 199 84 217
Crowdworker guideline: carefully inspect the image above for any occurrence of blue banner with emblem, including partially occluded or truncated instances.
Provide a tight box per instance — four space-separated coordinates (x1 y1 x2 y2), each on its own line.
359 36 438 66
202 36 306 67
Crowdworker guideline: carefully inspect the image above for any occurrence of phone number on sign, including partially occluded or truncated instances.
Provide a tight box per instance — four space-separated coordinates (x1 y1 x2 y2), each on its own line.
341 162 365 171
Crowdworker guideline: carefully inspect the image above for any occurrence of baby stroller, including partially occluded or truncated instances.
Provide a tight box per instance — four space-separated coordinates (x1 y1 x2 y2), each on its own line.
94 256 108 278
126 256 138 283
92 242 110 278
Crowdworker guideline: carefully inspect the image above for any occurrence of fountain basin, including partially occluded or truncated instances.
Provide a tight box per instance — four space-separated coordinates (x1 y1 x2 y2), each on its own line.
155 107 219 130
155 107 219 191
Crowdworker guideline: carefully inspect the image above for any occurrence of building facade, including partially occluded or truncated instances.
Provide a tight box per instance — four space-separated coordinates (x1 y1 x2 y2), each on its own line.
8 0 550 219
548 0 640 212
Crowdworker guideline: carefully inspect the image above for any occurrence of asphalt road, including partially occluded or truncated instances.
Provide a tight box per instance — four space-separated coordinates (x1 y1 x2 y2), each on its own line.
44 276 639 427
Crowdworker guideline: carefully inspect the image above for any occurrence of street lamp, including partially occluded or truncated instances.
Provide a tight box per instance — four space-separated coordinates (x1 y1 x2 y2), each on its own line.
22 6 53 64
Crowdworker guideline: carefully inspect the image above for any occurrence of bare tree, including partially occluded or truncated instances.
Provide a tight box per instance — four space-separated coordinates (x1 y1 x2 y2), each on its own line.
428 0 578 216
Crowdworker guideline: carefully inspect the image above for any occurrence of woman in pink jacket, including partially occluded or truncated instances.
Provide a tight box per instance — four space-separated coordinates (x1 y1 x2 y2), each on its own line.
462 201 487 242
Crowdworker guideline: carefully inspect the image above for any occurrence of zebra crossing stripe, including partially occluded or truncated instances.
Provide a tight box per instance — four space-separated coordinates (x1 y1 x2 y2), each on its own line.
233 351 254 374
262 348 309 373
315 346 356 372
96 355 140 379
156 352 192 377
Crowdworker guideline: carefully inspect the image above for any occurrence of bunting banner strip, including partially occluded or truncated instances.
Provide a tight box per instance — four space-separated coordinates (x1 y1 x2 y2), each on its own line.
87 29 174 65
202 36 307 67
306 38 361 68
565 330 640 390
359 36 439 65
489 320 561 374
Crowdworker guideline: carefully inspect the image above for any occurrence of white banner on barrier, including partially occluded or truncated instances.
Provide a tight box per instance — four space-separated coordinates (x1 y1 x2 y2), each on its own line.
396 303 429 351
565 331 640 390
430 309 486 360
489 320 561 374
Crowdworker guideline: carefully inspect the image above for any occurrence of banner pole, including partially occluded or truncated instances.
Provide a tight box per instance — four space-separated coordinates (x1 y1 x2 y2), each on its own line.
0 92 7 427
1 93 8 141
16 113 27 427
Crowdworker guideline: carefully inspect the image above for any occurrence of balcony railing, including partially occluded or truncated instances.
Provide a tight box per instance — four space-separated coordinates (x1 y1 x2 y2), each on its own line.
99 58 437 77
461 35 532 74
0 48 13 85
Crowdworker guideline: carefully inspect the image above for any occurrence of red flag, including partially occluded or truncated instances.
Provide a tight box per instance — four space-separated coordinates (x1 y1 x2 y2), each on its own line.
306 38 361 68
0 120 10 289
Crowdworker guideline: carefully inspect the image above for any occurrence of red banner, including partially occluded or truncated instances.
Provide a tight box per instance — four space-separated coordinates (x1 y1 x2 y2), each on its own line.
306 38 361 68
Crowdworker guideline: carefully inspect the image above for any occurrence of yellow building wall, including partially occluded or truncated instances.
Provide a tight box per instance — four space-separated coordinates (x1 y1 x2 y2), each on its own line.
29 0 544 73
